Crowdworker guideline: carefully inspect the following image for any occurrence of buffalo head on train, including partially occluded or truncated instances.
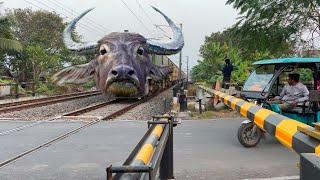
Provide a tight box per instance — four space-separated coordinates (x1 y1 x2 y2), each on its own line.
53 7 184 97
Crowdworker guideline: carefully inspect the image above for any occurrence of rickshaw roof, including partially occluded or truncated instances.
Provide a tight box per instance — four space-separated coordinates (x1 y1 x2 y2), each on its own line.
253 57 320 65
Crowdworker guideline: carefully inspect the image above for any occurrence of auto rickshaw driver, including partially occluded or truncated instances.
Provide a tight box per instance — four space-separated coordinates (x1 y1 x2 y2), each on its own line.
268 73 309 112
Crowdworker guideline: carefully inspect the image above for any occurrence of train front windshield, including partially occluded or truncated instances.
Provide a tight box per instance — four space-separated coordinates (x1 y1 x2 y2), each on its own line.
243 65 275 92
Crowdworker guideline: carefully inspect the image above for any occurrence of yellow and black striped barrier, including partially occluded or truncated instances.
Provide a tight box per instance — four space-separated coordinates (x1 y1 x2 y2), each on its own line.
199 85 320 155
107 115 176 180
133 124 165 166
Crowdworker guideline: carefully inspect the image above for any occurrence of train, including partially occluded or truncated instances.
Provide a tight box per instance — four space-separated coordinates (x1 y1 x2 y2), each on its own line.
140 54 184 96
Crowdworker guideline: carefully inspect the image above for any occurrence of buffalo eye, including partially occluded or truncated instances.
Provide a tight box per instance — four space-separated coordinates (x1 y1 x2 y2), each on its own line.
100 48 107 55
137 47 144 55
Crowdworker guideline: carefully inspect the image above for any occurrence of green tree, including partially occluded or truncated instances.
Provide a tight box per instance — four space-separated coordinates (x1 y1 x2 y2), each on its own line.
4 9 84 82
0 38 22 52
191 29 275 85
226 0 320 50
0 17 22 52
192 41 244 84
0 16 22 78
25 45 60 83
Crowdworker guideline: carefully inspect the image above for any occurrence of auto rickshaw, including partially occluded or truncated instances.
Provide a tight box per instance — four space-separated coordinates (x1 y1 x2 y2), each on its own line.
237 57 320 147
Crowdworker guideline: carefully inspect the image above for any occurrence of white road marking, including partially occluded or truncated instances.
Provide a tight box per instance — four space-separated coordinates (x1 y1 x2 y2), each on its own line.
243 176 299 180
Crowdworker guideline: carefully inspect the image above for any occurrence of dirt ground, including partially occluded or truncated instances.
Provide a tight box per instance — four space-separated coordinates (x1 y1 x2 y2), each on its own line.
179 109 242 120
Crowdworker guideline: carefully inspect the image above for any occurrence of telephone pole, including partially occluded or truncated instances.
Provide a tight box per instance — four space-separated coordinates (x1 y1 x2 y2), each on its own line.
0 2 3 16
186 56 189 84
179 23 182 85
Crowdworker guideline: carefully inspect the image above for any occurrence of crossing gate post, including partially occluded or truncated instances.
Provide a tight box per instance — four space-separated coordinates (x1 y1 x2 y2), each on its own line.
300 153 320 180
106 115 178 180
15 83 19 98
159 116 174 179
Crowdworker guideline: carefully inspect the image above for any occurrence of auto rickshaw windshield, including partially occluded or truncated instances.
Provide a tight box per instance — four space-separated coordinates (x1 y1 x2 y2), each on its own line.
243 65 275 92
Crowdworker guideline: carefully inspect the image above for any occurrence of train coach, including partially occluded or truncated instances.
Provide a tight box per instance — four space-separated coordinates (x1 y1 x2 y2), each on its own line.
146 54 182 95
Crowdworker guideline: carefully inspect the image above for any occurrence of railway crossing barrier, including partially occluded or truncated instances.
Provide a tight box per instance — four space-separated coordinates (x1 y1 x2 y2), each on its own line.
106 115 179 180
199 85 320 179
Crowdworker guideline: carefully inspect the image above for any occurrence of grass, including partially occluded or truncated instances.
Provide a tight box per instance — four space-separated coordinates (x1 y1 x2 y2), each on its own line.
0 78 14 83
189 111 216 119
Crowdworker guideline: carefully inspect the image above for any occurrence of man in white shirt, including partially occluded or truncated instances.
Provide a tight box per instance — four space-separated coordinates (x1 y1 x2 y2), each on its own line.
270 73 309 111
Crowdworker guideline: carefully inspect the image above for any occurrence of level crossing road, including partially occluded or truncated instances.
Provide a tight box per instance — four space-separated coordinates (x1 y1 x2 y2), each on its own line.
0 118 298 179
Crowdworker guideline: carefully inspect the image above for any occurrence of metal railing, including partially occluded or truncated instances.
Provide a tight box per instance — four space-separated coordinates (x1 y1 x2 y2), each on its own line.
106 115 178 180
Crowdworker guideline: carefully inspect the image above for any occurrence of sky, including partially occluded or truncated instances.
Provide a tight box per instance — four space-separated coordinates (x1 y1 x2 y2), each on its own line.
1 0 239 71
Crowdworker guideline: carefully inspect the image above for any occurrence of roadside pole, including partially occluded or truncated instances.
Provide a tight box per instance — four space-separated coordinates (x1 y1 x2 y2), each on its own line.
186 56 189 89
0 1 3 14
179 23 182 85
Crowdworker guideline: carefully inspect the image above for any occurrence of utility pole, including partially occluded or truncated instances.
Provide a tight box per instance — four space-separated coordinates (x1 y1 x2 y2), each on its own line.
179 23 182 86
0 1 3 13
186 56 189 84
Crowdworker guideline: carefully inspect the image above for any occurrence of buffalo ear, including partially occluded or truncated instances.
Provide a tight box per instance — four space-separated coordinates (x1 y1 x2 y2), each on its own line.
52 60 97 86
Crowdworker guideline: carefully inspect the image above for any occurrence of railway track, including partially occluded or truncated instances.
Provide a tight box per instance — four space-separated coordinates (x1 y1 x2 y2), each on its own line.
0 90 102 113
0 88 169 168
0 99 117 136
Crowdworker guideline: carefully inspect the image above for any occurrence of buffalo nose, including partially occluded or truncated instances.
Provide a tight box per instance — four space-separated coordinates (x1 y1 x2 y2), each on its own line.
110 65 135 78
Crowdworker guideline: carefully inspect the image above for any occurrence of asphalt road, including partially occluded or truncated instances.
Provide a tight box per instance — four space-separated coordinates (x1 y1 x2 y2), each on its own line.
173 119 299 180
0 118 299 180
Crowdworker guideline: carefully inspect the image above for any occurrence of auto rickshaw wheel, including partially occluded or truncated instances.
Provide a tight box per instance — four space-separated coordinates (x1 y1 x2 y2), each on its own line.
237 122 262 147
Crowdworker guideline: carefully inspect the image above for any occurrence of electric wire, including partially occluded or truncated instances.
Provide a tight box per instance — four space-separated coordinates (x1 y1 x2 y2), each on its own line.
46 0 107 33
135 0 171 39
120 0 154 37
24 0 99 35
154 24 172 39
24 0 105 36
45 0 109 33
30 0 105 34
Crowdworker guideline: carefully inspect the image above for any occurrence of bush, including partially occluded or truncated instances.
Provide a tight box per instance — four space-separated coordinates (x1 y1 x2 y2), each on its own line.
36 83 55 96
82 80 96 90
0 78 14 83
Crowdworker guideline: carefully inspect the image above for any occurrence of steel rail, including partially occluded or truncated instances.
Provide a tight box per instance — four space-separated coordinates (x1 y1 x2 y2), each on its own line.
0 90 100 108
0 99 117 136
62 99 117 117
0 91 102 113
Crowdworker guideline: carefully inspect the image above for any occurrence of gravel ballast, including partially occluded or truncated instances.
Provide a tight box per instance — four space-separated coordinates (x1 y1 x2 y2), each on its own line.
114 88 173 121
0 94 112 121
0 88 173 122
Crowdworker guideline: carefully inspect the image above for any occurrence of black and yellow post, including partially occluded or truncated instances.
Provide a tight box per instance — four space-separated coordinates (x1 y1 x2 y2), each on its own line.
159 116 174 179
107 115 177 180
